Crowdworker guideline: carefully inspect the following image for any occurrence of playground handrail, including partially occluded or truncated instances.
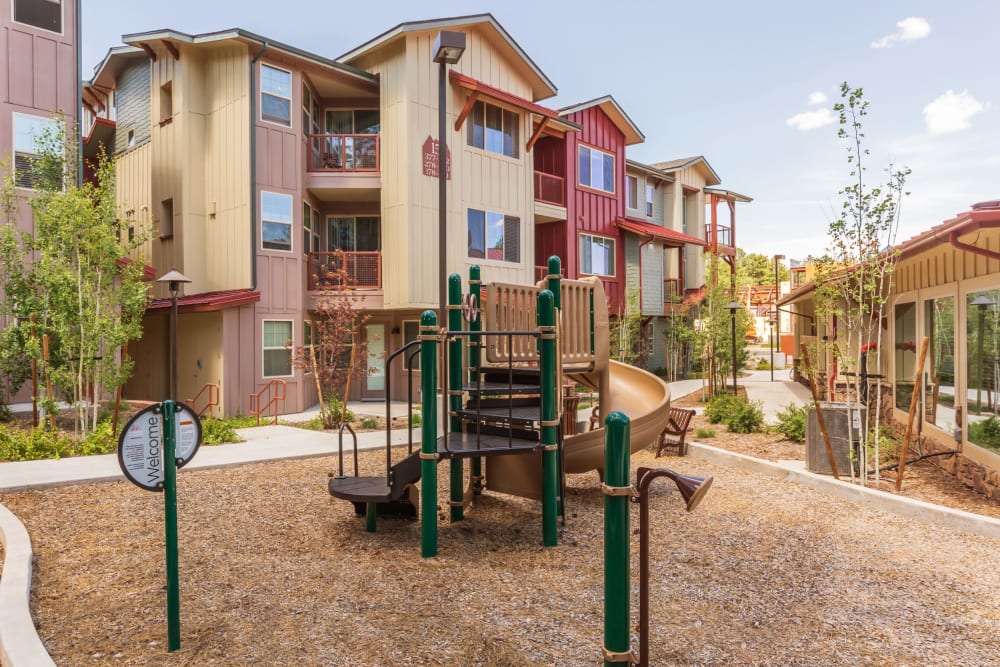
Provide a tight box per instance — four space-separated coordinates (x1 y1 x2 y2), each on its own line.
383 339 421 478
336 421 358 479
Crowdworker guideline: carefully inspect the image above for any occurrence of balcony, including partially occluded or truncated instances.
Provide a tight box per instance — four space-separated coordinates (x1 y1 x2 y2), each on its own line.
705 223 734 253
306 134 381 201
308 251 382 291
663 278 685 315
534 171 567 223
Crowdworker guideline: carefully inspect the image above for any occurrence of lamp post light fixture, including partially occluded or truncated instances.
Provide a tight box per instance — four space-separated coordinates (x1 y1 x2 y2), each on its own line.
971 294 996 415
725 301 741 395
768 318 778 382
156 269 191 401
772 254 785 382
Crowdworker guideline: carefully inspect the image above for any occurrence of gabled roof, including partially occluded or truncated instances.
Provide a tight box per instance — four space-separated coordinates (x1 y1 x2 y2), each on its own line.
559 95 644 146
651 156 721 186
337 13 557 101
88 45 146 88
114 28 376 86
705 187 753 203
626 159 676 183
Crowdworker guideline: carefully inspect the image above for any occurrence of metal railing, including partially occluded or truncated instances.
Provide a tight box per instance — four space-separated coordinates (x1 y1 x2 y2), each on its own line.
187 383 219 418
249 379 286 425
706 223 732 247
307 133 379 172
534 171 565 206
308 251 382 290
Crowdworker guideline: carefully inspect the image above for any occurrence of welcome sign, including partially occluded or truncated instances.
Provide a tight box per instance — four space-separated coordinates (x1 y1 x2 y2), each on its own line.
118 403 202 491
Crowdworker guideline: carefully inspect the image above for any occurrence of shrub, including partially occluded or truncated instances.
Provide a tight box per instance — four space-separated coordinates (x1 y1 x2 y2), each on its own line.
0 424 88 461
322 397 355 428
705 393 742 424
725 400 765 433
79 420 118 456
970 416 1000 451
360 417 379 429
773 403 806 442
755 358 772 370
409 411 422 427
201 417 243 445
694 427 716 438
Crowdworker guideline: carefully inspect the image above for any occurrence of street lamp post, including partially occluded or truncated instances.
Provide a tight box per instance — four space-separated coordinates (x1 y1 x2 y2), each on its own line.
725 301 741 395
156 269 191 401
971 294 996 415
772 254 785 382
433 30 466 326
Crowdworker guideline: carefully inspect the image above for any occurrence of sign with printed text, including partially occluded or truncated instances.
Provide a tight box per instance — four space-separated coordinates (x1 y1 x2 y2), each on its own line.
118 403 202 491
422 136 451 179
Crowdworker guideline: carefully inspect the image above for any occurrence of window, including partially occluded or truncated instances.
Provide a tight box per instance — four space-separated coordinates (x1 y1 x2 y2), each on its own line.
159 198 174 238
303 202 313 254
13 0 61 33
579 233 615 276
325 109 380 134
645 182 654 217
127 129 135 147
263 321 293 377
260 64 291 126
894 301 917 410
681 193 689 234
967 290 1000 451
402 320 420 370
327 216 380 252
323 110 380 169
578 145 614 193
466 101 519 158
160 81 173 123
626 175 638 209
925 296 955 430
261 191 292 251
303 321 314 374
467 209 520 263
302 84 311 135
13 113 61 189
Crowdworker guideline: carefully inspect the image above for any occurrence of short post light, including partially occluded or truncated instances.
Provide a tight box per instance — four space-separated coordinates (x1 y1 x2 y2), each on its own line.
156 269 191 401
725 301 742 394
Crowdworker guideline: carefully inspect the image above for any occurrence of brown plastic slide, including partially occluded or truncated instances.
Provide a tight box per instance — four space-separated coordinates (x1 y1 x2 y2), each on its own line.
485 361 672 500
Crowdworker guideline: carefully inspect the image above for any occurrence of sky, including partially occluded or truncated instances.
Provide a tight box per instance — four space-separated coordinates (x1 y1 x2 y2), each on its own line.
80 0 1000 263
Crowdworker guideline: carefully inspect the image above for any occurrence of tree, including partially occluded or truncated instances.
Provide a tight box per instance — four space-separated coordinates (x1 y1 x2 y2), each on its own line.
610 288 645 366
736 250 789 288
811 82 910 483
701 254 751 395
0 122 151 434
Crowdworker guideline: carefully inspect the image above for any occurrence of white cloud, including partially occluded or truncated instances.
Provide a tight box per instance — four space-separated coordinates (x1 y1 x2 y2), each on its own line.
807 91 827 105
923 90 986 134
786 108 836 131
871 16 931 48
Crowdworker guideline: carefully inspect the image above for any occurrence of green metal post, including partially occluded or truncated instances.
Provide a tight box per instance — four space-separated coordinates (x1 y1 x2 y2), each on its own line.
448 274 464 522
366 502 377 533
419 311 439 558
546 256 564 519
162 399 181 652
603 411 631 666
468 266 483 495
539 289 558 546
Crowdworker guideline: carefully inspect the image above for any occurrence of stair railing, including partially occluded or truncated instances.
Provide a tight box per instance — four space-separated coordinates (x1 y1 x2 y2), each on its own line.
249 379 286 425
383 340 422 478
187 383 220 418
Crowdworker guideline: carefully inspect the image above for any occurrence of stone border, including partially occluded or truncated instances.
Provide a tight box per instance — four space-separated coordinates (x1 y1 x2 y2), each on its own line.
0 503 55 666
688 441 1000 539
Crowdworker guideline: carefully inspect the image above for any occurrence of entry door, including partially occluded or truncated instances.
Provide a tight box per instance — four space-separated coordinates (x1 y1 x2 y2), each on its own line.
363 323 386 400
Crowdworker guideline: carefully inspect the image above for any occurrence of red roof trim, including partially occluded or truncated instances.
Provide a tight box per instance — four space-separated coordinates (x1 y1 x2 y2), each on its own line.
83 116 115 145
148 289 261 313
116 256 157 281
449 71 560 120
616 217 706 247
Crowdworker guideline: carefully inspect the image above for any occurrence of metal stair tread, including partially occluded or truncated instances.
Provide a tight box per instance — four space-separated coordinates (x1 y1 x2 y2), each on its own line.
437 432 544 458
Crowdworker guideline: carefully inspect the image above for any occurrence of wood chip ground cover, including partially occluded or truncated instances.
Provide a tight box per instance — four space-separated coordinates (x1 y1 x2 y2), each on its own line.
3 440 1000 666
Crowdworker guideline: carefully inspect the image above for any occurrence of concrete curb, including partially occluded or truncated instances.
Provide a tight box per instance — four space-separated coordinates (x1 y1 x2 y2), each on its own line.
0 503 56 667
687 441 1000 539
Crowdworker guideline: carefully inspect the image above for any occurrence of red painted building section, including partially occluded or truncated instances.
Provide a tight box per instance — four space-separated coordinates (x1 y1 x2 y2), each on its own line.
535 101 631 312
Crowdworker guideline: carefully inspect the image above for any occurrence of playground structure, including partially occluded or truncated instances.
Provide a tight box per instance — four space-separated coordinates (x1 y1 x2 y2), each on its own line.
327 256 675 555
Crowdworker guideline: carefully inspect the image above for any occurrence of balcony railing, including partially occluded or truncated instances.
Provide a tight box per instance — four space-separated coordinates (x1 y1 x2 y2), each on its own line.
307 134 380 172
308 251 382 291
663 278 681 304
706 223 732 247
534 171 566 206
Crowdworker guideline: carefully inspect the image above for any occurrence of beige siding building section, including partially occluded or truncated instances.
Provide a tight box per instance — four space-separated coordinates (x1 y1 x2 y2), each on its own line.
115 142 153 264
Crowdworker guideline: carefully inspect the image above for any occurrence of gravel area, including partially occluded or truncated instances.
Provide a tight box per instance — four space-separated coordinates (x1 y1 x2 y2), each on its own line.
3 441 1000 666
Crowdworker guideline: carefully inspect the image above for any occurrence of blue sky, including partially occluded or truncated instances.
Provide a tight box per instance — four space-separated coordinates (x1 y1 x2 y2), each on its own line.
81 0 1000 262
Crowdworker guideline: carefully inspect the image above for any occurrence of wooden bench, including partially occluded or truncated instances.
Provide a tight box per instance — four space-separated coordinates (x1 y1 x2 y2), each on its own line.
655 407 696 457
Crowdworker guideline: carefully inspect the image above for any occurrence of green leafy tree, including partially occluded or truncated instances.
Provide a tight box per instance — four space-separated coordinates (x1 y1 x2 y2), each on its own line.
0 122 150 435
736 249 789 288
610 288 645 366
812 82 910 483
701 254 751 395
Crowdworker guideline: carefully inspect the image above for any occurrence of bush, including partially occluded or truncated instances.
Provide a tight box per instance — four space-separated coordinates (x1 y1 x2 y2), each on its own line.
201 417 243 445
695 427 716 438
755 358 772 370
0 421 117 461
970 416 1000 451
773 403 806 442
322 397 355 428
705 393 743 424
360 417 379 429
726 400 765 433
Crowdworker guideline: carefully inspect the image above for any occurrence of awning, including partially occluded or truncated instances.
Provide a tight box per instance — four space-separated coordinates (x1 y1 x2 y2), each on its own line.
148 289 261 313
615 218 705 247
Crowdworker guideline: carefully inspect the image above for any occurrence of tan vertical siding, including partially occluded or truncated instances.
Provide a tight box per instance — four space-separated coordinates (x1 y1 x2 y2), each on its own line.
114 142 153 265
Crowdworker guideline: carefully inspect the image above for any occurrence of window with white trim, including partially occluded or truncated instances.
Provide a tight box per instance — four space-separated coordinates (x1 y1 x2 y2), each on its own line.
260 64 291 126
261 191 293 251
579 233 615 276
13 0 61 33
578 145 614 193
263 320 293 377
467 209 520 263
645 182 654 217
13 113 62 189
626 175 638 210
466 100 519 158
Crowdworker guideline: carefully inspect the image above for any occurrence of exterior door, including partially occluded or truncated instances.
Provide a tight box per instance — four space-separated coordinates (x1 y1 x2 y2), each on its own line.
363 323 386 400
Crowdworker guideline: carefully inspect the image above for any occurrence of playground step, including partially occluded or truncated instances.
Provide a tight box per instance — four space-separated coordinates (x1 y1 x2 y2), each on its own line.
456 404 541 428
475 366 542 386
437 432 544 458
462 380 541 395
328 451 422 505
